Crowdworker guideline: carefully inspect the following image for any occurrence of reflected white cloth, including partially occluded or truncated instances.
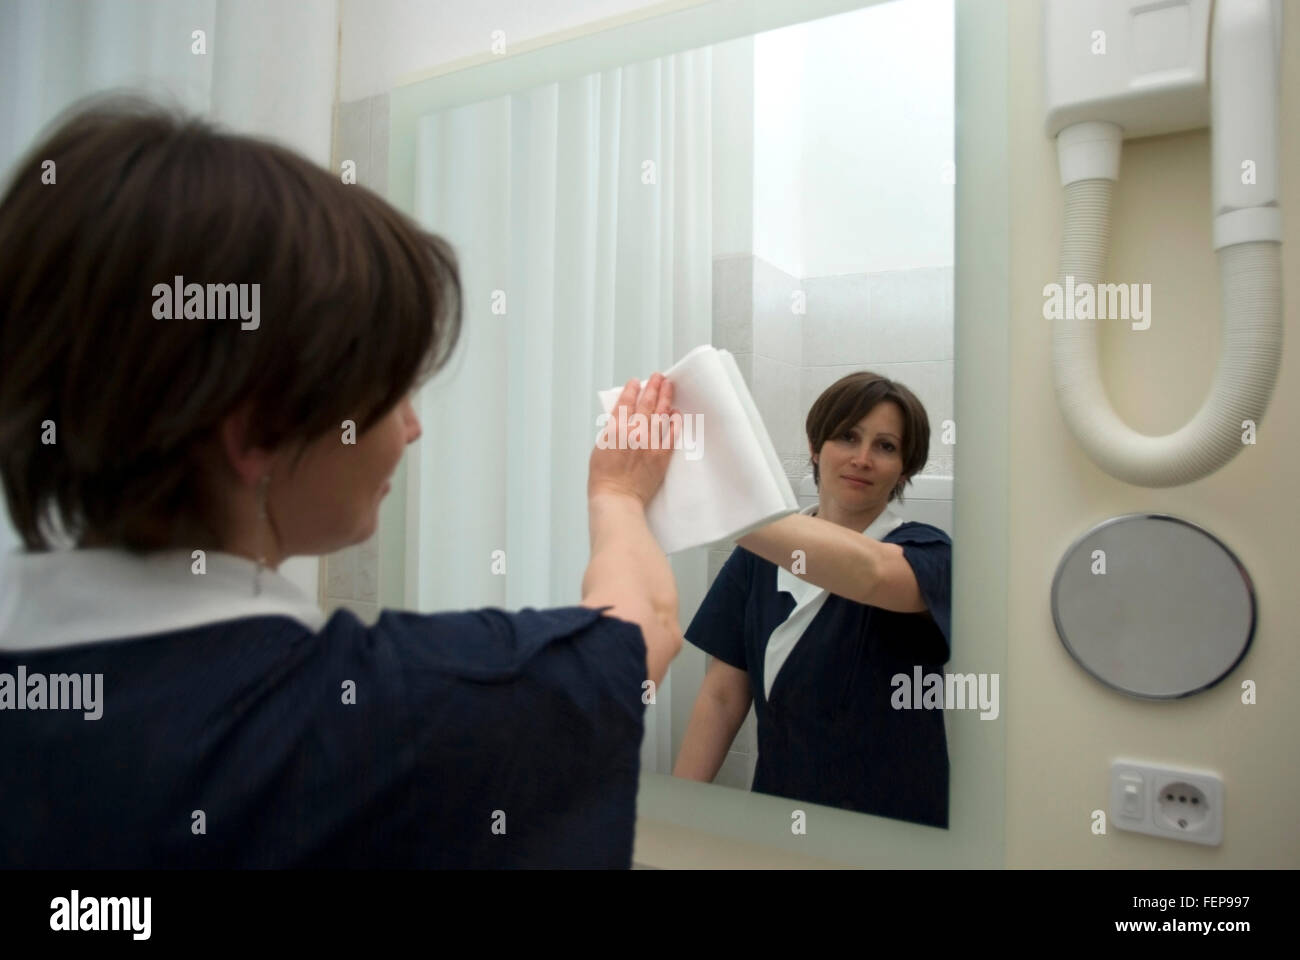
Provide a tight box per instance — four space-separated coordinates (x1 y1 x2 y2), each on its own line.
0 548 325 652
597 345 798 555
763 503 905 701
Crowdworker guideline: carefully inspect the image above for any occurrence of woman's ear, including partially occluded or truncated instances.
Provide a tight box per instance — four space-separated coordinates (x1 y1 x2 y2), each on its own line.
218 402 275 487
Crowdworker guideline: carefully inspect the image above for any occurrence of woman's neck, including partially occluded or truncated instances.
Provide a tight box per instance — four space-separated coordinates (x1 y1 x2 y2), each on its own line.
816 497 887 533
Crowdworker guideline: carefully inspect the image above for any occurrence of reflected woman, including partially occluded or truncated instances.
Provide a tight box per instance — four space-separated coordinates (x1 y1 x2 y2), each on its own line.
673 373 952 827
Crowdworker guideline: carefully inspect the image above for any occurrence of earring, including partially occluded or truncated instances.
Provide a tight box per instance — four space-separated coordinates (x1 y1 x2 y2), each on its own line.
253 472 270 596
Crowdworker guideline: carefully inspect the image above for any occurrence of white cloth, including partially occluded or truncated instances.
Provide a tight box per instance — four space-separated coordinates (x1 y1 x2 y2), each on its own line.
597 345 798 555
0 548 325 652
763 503 905 700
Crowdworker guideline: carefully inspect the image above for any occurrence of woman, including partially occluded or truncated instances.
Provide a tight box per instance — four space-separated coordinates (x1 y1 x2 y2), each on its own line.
673 373 952 828
0 95 685 868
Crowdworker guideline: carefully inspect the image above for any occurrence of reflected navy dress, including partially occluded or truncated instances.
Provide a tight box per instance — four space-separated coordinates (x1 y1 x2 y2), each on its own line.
686 517 952 827
0 548 647 868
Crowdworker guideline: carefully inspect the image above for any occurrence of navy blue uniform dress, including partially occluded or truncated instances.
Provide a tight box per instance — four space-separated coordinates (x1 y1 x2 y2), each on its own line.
0 548 647 868
685 520 951 827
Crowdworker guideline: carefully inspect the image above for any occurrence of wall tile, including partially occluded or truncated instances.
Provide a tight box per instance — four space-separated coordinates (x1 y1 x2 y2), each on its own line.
357 536 379 603
866 265 952 363
368 92 389 196
802 273 871 366
752 255 802 361
325 547 356 600
711 255 753 355
728 351 752 388
335 98 371 188
715 750 756 791
752 354 802 460
940 264 954 341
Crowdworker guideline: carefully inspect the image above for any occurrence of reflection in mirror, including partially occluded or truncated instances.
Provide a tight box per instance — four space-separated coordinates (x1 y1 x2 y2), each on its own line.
666 0 955 829
407 0 954 829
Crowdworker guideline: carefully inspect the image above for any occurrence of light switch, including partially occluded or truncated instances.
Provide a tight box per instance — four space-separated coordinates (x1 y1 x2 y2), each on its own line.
1119 773 1144 819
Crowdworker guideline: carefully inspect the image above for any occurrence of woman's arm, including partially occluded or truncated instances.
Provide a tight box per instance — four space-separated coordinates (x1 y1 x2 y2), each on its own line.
736 514 927 613
580 372 684 691
581 491 682 690
672 658 752 782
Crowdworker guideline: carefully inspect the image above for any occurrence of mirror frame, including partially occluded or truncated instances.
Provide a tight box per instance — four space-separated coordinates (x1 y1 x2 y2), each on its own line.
382 0 1009 868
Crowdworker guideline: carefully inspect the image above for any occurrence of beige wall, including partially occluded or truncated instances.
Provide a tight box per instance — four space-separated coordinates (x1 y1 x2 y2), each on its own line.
1005 0 1299 867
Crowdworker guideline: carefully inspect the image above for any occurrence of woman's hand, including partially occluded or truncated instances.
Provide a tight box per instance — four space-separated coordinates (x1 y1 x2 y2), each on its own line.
588 372 679 507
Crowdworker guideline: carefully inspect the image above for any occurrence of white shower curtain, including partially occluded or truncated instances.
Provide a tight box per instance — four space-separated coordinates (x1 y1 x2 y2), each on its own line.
409 50 713 773
0 0 336 598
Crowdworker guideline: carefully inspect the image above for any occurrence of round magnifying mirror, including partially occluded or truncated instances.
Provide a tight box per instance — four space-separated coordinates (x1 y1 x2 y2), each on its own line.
1050 514 1255 699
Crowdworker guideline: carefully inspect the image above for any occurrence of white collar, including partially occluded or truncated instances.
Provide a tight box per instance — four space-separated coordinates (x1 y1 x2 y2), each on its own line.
764 503 905 701
0 547 325 652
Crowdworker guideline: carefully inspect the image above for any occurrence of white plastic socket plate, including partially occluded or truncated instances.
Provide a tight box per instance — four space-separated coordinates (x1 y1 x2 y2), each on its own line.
1111 760 1224 846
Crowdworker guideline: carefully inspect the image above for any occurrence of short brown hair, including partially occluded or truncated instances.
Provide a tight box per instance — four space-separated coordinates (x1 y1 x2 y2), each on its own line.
0 93 462 551
806 371 930 502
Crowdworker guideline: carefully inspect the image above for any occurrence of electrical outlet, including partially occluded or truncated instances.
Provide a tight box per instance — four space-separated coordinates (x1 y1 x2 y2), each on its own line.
1155 781 1212 833
1111 761 1223 846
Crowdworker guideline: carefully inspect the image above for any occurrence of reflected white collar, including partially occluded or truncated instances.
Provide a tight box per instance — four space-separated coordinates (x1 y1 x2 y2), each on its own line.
764 503 904 700
0 547 325 652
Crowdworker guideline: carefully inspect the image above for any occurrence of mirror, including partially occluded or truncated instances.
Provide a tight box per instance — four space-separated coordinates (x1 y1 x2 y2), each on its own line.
1051 514 1255 699
675 0 954 829
400 0 956 830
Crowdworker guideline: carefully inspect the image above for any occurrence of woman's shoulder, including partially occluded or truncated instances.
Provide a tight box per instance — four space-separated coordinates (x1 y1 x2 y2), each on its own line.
885 520 951 546
318 602 646 683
